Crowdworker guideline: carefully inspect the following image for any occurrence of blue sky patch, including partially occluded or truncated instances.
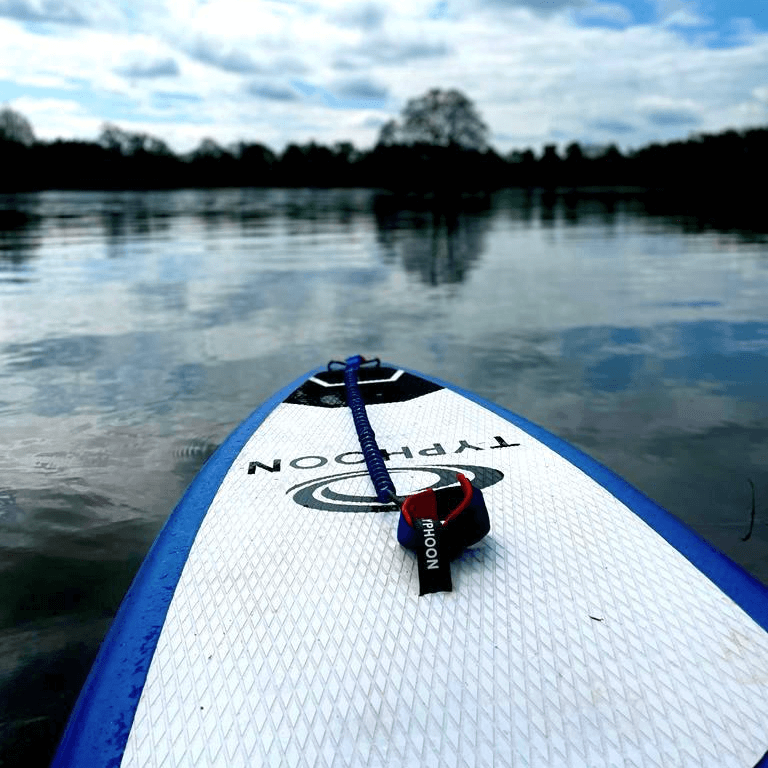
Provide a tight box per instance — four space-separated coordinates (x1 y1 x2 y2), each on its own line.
150 92 205 116
574 0 766 48
428 0 449 19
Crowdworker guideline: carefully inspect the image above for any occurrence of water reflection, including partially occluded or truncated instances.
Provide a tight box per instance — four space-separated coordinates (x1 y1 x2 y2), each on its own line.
374 194 492 285
557 320 768 400
0 200 42 277
0 187 767 767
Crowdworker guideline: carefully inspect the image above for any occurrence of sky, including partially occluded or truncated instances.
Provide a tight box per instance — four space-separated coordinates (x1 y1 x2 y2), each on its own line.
0 0 766 154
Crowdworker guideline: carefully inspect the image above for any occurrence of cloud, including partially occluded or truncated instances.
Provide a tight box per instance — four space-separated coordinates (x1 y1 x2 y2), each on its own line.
0 0 85 25
590 119 636 134
480 0 588 11
115 58 180 79
575 2 633 26
638 96 701 127
246 82 299 101
331 2 385 30
334 37 451 69
374 39 450 64
662 9 705 28
184 38 308 77
330 58 359 71
290 77 388 109
646 108 701 126
250 57 308 76
186 38 261 74
653 0 707 27
4 94 98 141
333 78 388 102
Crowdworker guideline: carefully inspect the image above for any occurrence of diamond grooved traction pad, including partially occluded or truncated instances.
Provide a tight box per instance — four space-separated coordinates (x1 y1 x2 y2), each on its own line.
120 383 768 767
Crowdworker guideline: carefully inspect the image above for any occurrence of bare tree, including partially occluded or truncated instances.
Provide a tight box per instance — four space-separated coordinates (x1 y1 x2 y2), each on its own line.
377 89 489 151
192 138 228 159
99 123 172 156
0 107 35 146
376 119 399 147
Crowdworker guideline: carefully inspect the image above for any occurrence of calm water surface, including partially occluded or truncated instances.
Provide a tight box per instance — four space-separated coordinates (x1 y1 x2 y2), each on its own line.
1 188 767 764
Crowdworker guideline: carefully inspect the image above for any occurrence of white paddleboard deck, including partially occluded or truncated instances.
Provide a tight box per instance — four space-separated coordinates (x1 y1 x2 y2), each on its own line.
54 364 768 767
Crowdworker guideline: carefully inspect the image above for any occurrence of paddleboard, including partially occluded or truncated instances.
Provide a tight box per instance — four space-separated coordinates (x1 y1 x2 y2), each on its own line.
52 360 768 767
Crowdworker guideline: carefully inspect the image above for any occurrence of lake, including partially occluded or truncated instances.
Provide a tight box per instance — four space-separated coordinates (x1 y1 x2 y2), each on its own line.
1 187 767 765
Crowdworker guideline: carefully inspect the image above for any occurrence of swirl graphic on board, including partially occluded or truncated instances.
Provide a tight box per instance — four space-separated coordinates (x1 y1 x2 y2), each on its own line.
287 464 504 512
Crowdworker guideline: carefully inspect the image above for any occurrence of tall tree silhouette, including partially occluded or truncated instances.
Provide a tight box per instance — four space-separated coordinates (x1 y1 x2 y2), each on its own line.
368 89 501 193
1 107 36 191
378 88 489 150
0 107 35 145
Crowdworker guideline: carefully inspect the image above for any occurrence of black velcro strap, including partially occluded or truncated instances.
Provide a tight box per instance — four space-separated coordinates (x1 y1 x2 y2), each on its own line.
413 518 453 595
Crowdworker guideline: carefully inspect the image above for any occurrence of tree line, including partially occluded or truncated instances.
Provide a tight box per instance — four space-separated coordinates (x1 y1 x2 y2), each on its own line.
1 90 765 193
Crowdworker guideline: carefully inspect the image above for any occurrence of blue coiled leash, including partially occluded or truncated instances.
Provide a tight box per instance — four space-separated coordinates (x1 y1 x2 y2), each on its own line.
332 355 490 595
336 355 397 504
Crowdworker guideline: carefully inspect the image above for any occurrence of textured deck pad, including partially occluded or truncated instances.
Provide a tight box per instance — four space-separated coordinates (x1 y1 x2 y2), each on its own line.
117 368 768 767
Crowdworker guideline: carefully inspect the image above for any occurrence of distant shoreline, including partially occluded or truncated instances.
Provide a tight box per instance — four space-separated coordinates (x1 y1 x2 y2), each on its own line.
2 107 766 197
